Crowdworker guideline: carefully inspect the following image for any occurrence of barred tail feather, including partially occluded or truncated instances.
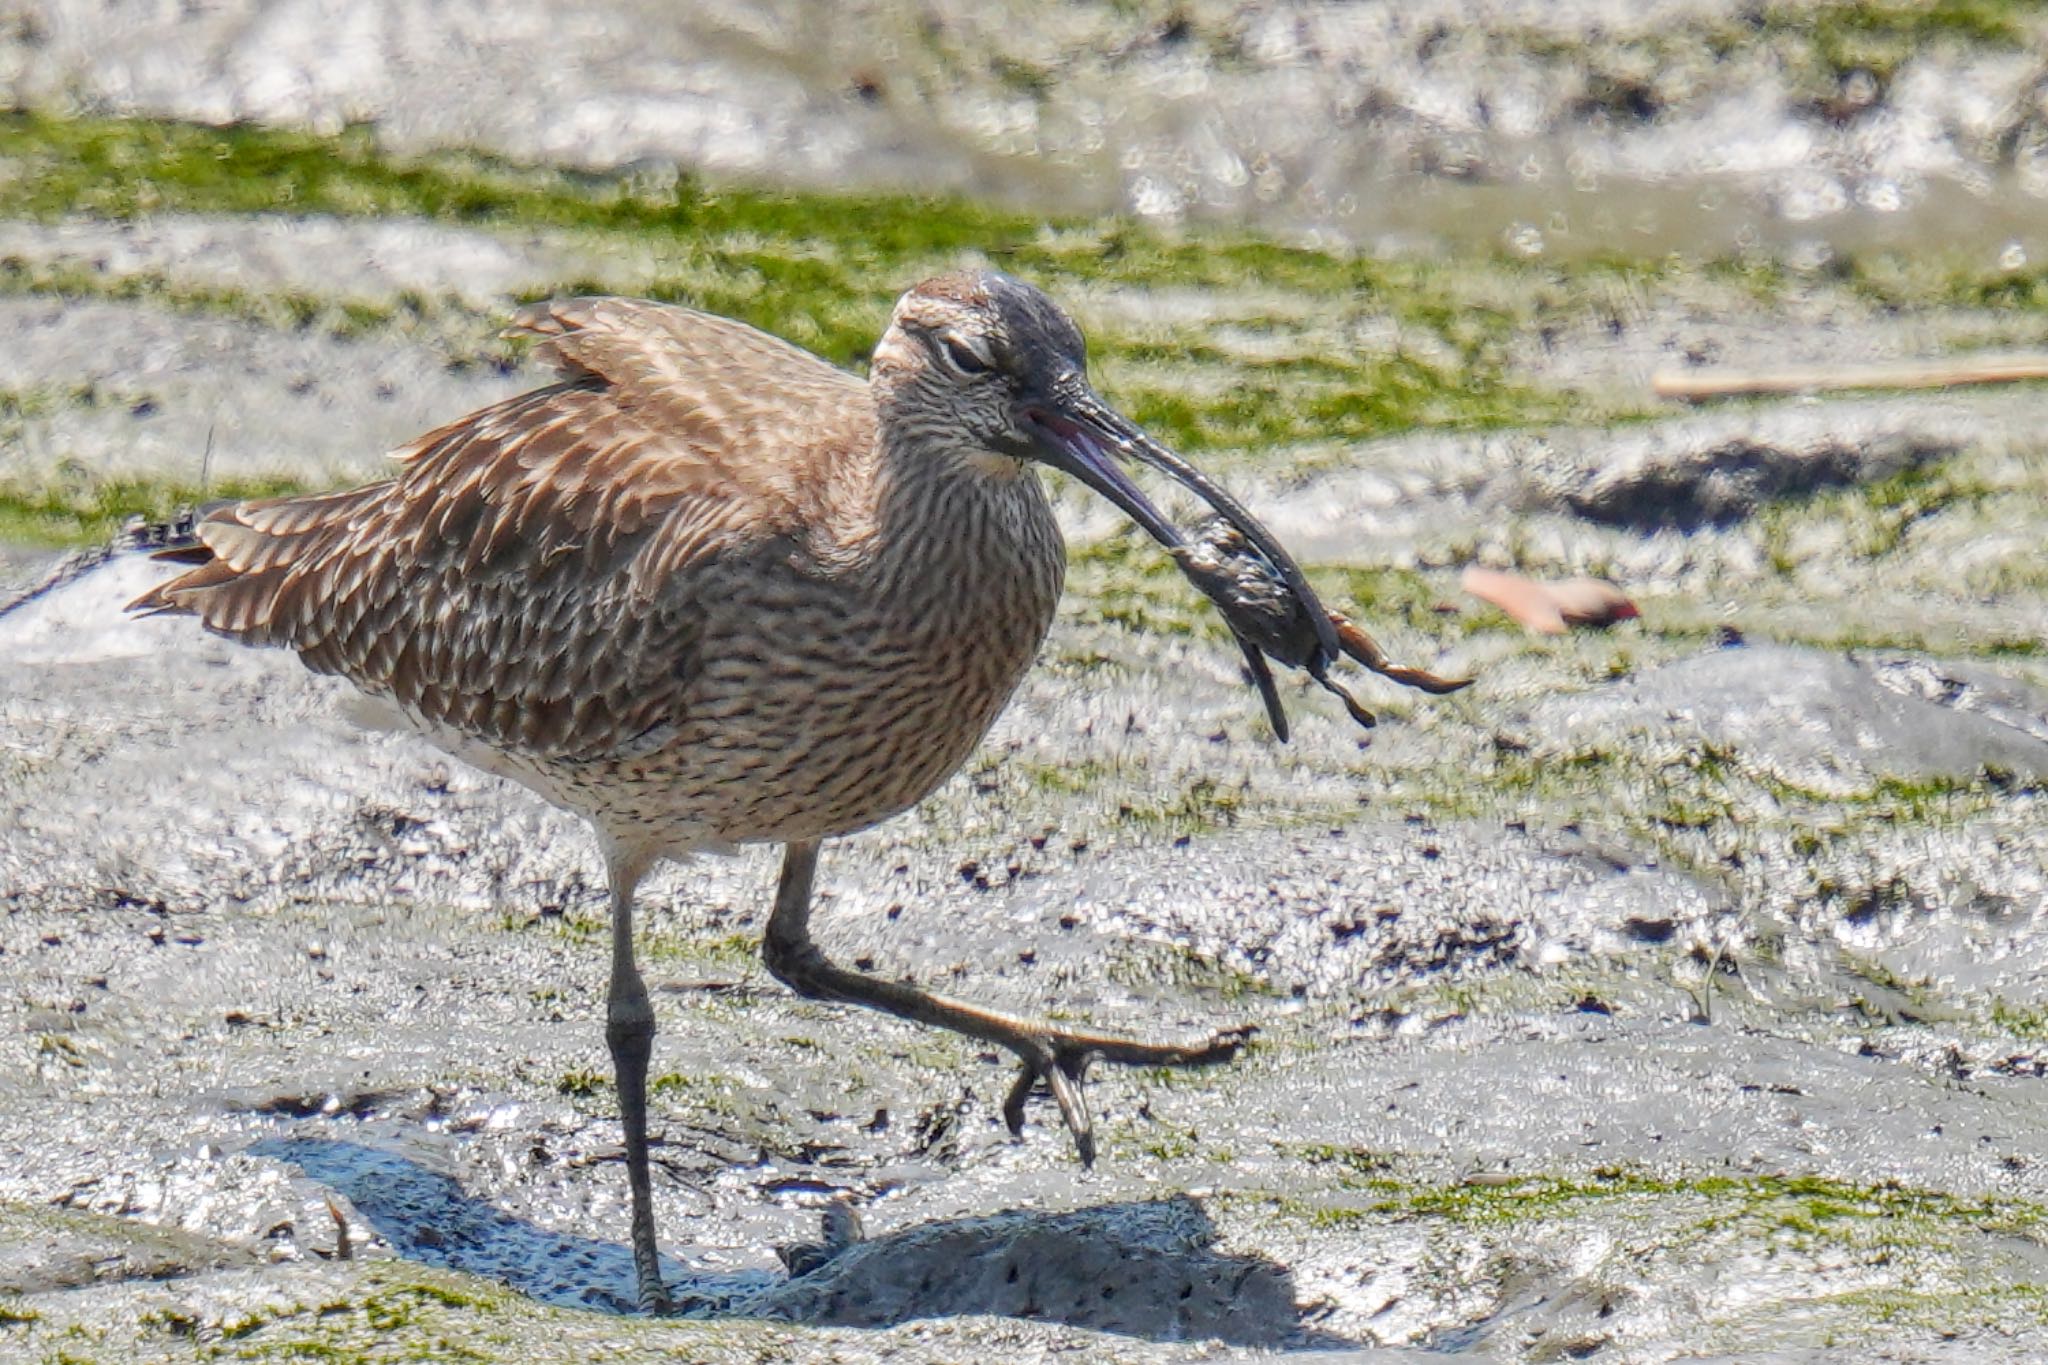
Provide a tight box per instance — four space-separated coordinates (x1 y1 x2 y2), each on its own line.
126 487 386 645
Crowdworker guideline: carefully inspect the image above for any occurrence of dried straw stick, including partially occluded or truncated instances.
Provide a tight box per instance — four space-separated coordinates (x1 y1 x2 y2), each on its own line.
1654 353 2048 402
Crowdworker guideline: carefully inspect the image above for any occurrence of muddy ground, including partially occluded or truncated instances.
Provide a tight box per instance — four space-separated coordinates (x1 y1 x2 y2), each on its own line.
6 367 2046 1362
4 3 2048 1363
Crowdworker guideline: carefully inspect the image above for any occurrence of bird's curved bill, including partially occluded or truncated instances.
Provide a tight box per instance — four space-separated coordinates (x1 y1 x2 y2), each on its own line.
1021 385 1342 667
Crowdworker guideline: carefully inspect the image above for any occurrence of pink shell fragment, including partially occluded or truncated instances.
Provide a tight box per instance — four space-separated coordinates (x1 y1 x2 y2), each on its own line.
1461 567 1638 634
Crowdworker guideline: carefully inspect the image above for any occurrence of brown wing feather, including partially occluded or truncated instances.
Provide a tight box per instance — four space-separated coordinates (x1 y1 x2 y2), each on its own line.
132 297 874 763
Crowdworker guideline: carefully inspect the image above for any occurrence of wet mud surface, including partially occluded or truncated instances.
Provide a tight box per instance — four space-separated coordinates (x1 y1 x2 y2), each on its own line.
3 4 2048 1361
4 441 2047 1360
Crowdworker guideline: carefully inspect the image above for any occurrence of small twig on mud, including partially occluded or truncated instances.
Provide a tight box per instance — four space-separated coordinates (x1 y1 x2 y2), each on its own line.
199 419 217 498
326 1195 353 1261
1654 354 2048 402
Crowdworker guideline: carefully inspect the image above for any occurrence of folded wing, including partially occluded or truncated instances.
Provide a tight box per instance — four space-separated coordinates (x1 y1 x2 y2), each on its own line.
132 297 873 763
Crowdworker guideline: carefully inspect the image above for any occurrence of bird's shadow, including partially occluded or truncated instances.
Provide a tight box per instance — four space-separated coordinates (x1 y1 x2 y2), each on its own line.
254 1134 1335 1348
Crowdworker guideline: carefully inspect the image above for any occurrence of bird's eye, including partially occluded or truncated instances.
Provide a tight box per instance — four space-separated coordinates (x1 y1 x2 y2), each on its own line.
938 334 993 377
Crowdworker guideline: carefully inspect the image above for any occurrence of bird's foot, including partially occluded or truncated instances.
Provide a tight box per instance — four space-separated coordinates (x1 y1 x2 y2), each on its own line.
1000 1023 1255 1167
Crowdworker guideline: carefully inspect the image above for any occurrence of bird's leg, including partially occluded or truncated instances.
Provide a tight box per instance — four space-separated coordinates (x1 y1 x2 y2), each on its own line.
602 846 670 1314
762 840 1251 1166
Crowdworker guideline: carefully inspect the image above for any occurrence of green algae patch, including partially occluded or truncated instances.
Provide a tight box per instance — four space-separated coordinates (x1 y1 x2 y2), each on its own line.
1108 348 1578 456
1988 998 2048 1042
15 111 2048 573
0 111 1040 374
1761 0 2036 84
0 113 1039 264
1359 1170 2044 1233
0 114 1615 460
0 471 306 547
1289 1142 1402 1189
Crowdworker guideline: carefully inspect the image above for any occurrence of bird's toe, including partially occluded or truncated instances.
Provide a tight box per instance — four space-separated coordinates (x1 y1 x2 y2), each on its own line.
1003 1043 1100 1164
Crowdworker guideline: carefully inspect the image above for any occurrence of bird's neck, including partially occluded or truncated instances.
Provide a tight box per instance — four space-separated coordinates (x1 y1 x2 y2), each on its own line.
850 427 1066 637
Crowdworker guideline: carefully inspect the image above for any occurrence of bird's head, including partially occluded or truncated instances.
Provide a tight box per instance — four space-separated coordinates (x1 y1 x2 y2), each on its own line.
871 269 1339 665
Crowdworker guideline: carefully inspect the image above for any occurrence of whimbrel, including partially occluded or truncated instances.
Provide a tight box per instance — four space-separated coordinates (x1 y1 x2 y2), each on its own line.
133 270 1336 1312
